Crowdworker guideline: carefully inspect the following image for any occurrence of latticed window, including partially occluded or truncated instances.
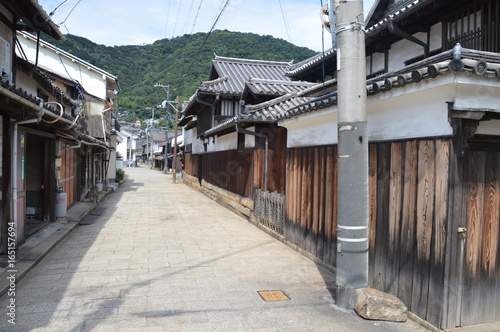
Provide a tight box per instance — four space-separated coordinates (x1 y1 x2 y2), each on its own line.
443 0 500 53
218 99 239 117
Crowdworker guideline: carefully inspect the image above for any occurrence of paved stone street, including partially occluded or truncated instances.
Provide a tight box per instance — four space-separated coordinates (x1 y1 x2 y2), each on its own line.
1 166 428 331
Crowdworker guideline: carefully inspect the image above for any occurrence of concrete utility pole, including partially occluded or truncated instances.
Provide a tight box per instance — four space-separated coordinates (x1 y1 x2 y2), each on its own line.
331 0 369 308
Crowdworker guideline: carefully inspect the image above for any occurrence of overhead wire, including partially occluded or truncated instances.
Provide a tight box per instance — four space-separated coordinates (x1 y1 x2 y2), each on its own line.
190 0 204 34
164 0 171 38
122 0 231 93
58 0 82 26
278 0 293 43
47 0 68 18
172 0 231 88
182 0 197 35
171 0 183 38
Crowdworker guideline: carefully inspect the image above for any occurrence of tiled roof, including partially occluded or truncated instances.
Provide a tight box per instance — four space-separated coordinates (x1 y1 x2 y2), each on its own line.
0 79 71 120
279 48 500 121
199 56 293 95
242 93 315 122
200 82 329 137
286 1 428 78
286 48 336 78
366 0 430 36
149 129 167 142
243 79 316 97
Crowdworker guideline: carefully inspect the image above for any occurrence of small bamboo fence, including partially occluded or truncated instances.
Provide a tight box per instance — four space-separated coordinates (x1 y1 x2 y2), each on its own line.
253 189 286 235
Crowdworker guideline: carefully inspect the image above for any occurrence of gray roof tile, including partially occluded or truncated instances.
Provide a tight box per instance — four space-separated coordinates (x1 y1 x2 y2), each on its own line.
199 56 293 95
244 79 316 97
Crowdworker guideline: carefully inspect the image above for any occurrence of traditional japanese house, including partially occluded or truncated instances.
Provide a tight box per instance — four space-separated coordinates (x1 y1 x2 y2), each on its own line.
180 56 314 209
0 1 119 251
182 0 500 330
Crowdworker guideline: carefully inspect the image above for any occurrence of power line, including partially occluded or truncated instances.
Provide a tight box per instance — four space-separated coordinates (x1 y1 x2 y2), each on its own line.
122 0 231 93
48 0 68 17
172 0 230 88
171 0 183 38
278 0 292 43
190 0 204 34
164 0 171 37
182 0 197 35
59 0 82 26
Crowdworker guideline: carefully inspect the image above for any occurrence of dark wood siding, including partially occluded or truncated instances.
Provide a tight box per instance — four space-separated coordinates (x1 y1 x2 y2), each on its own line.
285 146 338 266
201 149 256 197
285 139 452 327
184 153 200 178
459 148 500 326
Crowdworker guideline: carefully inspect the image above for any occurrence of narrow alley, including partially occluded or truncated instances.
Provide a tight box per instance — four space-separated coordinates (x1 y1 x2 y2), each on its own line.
1 166 427 331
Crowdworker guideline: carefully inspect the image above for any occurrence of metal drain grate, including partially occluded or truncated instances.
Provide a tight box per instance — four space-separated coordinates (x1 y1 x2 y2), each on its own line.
258 290 290 302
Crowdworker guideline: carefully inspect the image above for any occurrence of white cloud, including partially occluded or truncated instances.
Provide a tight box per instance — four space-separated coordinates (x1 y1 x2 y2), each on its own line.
38 0 331 51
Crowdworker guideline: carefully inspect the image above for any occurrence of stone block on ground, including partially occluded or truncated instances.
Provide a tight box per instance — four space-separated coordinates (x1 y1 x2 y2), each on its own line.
355 287 408 322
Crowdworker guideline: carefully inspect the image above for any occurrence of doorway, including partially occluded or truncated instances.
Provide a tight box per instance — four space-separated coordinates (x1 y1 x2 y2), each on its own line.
25 132 52 236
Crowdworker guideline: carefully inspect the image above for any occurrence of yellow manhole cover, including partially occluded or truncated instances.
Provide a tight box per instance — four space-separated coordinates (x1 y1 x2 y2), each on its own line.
258 290 290 302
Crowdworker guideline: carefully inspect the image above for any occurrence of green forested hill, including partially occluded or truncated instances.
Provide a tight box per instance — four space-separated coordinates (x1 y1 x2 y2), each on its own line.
44 30 316 123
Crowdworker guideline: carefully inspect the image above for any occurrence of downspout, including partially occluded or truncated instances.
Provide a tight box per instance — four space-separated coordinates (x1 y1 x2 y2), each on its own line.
35 31 41 67
236 123 268 192
62 140 81 150
12 107 44 244
388 20 429 58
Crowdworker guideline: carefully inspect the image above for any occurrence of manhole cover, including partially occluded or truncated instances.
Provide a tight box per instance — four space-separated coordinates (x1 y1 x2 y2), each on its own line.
258 290 290 302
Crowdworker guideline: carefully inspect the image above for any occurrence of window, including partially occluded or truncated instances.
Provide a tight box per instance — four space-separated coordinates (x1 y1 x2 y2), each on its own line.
443 0 500 53
218 99 239 117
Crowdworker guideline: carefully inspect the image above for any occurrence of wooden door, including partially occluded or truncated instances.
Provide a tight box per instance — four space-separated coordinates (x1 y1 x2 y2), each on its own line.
458 146 500 327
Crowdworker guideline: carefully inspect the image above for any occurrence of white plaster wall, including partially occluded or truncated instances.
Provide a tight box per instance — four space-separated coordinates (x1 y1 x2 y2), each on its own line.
370 52 385 74
243 126 256 148
280 75 495 148
17 33 108 100
15 70 38 96
184 128 192 146
429 23 442 52
477 120 500 136
368 84 454 141
282 109 338 148
453 76 500 110
388 32 428 73
191 128 206 154
205 132 238 153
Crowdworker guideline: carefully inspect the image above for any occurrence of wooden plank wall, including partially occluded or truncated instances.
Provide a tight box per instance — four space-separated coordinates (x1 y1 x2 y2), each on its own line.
59 148 75 206
200 149 256 198
187 126 286 197
284 139 452 327
184 153 199 178
460 148 500 326
285 146 338 266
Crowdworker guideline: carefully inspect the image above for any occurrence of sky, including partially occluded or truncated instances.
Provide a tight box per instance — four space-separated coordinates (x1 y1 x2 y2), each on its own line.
38 0 332 52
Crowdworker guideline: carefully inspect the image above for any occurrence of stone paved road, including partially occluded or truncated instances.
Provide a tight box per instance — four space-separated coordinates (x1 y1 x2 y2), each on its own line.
0 166 428 331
